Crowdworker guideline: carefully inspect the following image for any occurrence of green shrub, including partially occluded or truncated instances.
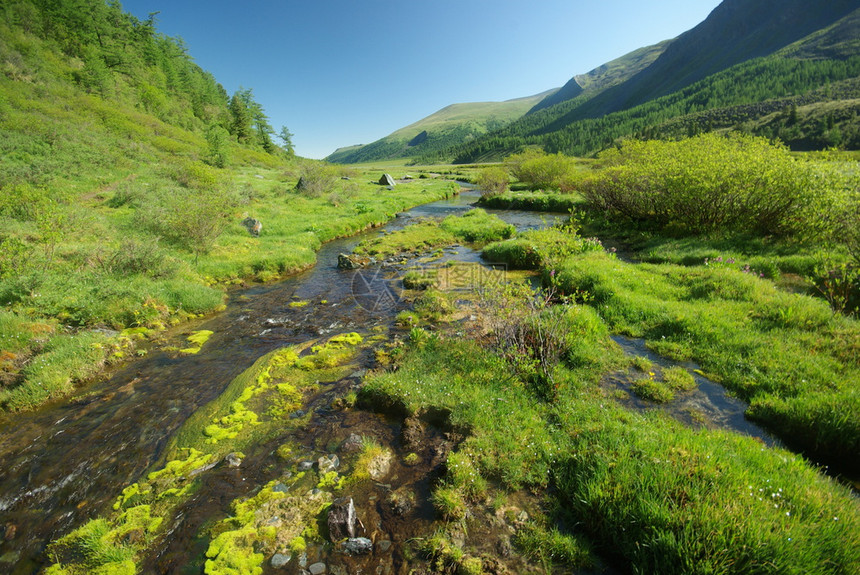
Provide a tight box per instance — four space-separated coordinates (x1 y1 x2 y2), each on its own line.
579 134 855 238
474 165 509 198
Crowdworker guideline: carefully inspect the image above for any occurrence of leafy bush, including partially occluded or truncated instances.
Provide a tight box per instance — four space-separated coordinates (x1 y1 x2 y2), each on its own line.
474 166 509 198
579 133 855 238
135 185 239 260
505 149 580 191
295 162 340 198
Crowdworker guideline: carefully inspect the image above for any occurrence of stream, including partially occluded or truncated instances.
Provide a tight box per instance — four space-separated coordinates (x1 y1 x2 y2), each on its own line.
0 191 776 574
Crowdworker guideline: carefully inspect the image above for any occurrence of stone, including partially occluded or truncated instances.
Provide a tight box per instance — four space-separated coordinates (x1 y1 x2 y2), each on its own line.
298 460 315 472
272 482 290 493
309 562 327 574
242 216 262 236
327 497 357 541
271 552 292 568
377 540 392 553
337 253 371 270
3 524 17 541
318 454 340 474
343 537 373 555
225 452 243 468
387 488 414 516
340 433 364 453
367 450 393 481
378 173 396 187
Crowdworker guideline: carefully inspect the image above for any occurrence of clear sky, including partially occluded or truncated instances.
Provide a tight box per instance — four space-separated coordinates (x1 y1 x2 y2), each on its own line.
120 0 723 159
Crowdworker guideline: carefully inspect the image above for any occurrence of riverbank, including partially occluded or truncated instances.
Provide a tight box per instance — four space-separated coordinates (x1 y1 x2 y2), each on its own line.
0 165 466 413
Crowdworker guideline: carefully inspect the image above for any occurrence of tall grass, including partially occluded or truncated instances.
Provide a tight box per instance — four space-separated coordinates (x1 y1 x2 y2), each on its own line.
555 250 860 468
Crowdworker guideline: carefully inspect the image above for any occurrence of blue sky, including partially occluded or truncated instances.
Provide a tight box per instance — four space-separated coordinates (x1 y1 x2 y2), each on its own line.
120 0 723 159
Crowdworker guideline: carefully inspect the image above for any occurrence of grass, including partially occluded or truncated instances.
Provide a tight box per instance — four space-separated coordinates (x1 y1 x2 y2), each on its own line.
0 166 457 412
555 250 860 469
353 208 514 259
478 190 584 212
362 332 860 574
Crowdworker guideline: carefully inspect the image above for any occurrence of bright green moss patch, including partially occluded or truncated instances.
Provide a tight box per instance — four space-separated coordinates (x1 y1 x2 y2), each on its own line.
288 300 309 308
204 481 332 575
179 329 214 354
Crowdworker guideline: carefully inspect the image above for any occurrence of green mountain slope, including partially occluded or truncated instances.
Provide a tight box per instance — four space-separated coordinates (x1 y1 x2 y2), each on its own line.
325 90 557 164
444 1 860 162
529 40 673 113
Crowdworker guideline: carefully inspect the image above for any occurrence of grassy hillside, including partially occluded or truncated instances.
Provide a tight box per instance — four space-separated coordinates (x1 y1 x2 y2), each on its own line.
325 90 557 164
0 0 465 412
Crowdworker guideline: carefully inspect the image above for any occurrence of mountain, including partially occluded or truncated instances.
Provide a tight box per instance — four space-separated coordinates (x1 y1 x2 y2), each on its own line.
356 0 860 164
325 90 557 164
545 0 860 124
529 40 673 113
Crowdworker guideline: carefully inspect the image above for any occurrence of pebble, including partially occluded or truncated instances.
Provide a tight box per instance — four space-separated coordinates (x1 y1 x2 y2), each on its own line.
271 552 291 568
298 460 314 472
225 453 243 468
309 562 327 575
318 454 340 474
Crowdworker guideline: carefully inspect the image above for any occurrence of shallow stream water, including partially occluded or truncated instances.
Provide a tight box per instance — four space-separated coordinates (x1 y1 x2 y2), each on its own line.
0 191 777 573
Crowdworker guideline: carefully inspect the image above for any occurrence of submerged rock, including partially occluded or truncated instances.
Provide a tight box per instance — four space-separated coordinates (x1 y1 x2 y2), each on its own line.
337 253 372 269
340 433 364 453
271 552 291 568
225 452 243 468
327 497 357 541
342 537 373 555
318 454 340 474
367 450 394 481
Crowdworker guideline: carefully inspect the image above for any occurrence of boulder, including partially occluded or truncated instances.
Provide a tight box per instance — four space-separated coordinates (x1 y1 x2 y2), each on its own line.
327 497 357 541
378 173 396 187
367 449 393 481
242 216 262 236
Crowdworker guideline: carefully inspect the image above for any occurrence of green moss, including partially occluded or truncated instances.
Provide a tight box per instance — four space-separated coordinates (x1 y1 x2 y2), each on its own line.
179 330 214 354
316 471 345 491
204 525 265 575
288 300 309 308
289 536 306 553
